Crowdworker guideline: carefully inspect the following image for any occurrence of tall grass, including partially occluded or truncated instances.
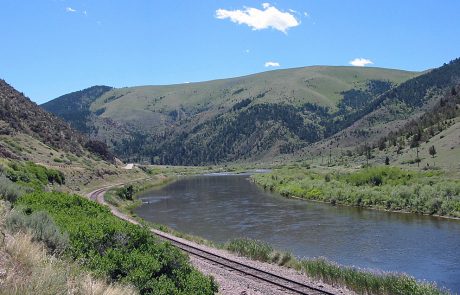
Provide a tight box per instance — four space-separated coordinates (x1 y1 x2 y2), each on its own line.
225 238 273 261
224 238 295 267
301 258 448 295
224 238 449 295
0 232 138 295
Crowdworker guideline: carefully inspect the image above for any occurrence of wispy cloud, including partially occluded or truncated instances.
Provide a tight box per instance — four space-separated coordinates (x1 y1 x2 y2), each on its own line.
66 7 77 13
349 58 373 67
265 61 280 67
216 3 300 34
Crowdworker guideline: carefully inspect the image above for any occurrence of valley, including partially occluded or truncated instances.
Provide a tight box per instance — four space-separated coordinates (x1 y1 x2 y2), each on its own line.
2 2 460 294
1 58 459 295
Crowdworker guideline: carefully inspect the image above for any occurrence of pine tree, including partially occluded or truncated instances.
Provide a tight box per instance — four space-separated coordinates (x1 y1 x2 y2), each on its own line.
385 156 390 165
429 145 437 158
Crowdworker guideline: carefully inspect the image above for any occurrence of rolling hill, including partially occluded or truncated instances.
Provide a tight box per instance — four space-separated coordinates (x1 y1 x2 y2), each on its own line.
43 66 421 165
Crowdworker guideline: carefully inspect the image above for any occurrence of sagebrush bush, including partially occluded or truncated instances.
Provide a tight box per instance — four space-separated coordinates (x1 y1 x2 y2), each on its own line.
6 210 69 255
0 174 29 202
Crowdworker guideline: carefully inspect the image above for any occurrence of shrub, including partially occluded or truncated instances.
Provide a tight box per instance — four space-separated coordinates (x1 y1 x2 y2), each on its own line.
0 174 29 202
117 185 135 200
252 166 460 217
15 191 218 294
6 210 69 255
5 161 65 189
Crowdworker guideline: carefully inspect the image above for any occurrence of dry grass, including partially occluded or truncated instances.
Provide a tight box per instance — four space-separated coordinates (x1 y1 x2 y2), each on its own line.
0 202 137 295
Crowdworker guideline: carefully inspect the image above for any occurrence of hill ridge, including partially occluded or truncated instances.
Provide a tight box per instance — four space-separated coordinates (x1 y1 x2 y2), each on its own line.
44 62 460 165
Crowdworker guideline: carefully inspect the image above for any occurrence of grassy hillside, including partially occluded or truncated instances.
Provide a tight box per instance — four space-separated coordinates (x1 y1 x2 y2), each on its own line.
43 66 419 165
90 66 417 127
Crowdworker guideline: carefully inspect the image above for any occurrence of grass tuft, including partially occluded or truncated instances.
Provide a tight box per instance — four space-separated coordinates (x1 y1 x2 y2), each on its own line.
223 238 449 295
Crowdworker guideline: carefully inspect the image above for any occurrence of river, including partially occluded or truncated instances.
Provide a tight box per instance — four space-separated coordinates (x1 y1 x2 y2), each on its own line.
135 174 460 292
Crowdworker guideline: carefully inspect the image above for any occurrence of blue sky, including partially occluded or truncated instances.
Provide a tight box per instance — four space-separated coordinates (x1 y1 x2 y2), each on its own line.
1 1 459 104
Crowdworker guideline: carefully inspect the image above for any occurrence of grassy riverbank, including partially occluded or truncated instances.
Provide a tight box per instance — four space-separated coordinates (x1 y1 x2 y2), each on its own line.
252 165 460 218
100 165 455 294
224 238 449 295
104 175 174 216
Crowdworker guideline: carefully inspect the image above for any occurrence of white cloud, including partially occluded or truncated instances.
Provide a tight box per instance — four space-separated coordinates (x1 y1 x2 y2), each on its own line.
216 3 300 33
349 58 373 67
265 61 280 67
303 12 309 17
83 10 87 16
245 49 250 53
66 7 77 13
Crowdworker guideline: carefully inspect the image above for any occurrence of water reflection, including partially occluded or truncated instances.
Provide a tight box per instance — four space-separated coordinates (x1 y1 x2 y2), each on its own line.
135 175 460 292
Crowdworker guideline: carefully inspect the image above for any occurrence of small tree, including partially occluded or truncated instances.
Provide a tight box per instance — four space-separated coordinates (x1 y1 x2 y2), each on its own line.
385 156 390 165
429 145 437 158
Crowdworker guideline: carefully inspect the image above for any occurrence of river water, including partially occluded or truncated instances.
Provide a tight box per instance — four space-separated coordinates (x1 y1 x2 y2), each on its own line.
135 174 460 292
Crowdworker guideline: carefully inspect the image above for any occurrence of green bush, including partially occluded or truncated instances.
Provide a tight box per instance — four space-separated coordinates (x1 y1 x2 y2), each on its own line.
5 161 65 189
117 184 135 200
6 210 69 255
252 166 460 217
15 191 218 294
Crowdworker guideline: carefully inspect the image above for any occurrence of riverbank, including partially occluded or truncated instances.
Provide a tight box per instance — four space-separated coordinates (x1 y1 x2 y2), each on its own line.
102 172 452 295
90 185 351 295
252 165 460 219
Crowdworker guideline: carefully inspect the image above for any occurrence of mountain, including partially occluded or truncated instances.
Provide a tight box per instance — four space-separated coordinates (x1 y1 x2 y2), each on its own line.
307 58 460 155
43 66 421 165
0 80 113 162
42 85 113 134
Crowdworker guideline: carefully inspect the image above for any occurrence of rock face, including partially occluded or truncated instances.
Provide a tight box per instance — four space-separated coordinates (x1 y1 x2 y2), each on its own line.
0 80 114 161
0 79 86 155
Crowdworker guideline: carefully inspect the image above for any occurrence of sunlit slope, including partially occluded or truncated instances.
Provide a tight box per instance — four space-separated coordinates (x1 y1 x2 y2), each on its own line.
43 65 422 164
90 66 419 129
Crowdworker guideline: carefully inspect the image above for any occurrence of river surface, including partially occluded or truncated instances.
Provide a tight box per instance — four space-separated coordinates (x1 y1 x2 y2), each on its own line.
135 174 460 292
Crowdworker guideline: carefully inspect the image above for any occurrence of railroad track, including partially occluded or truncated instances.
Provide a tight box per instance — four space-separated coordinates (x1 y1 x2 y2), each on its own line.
88 187 336 295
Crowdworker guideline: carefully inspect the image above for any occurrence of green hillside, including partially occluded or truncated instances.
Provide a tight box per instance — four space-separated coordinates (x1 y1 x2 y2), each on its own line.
90 66 417 130
43 66 420 165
